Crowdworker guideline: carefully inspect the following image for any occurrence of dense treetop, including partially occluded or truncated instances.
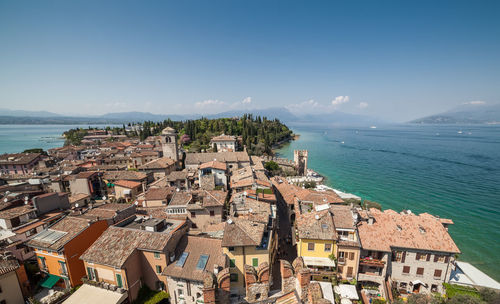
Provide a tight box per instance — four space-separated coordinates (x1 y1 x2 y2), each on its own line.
63 115 293 156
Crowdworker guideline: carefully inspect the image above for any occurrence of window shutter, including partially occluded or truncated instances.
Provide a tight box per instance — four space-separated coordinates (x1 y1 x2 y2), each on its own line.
415 253 419 261
391 251 396 262
434 269 442 278
434 255 439 262
445 256 450 263
349 252 355 260
426 254 431 261
401 251 406 263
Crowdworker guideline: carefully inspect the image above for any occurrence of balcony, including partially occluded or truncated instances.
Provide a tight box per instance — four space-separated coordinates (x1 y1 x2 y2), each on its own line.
359 257 385 267
338 257 346 265
59 267 69 277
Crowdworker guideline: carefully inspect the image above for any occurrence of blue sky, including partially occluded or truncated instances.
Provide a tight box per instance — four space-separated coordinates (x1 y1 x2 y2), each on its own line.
0 0 499 121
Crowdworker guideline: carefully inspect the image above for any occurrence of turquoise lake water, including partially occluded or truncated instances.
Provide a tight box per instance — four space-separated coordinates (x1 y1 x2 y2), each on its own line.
0 124 118 154
277 123 500 282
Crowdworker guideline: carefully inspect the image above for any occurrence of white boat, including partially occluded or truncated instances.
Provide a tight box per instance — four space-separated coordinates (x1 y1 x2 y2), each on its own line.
370 126 377 129
458 130 463 134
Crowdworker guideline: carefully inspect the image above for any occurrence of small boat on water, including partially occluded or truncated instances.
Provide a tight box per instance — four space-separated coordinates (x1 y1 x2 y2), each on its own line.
458 130 463 134
370 126 377 129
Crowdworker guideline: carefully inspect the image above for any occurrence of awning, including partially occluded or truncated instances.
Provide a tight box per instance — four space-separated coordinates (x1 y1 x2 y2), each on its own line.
411 280 425 286
303 256 335 268
63 284 128 304
334 284 359 300
40 274 61 288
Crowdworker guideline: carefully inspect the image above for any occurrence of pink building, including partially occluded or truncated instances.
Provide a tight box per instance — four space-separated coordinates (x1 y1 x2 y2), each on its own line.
0 153 42 175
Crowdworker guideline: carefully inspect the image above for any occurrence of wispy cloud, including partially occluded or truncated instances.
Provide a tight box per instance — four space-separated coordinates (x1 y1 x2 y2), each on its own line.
195 99 225 108
463 100 486 105
287 99 320 113
358 102 369 109
331 95 350 106
242 97 252 104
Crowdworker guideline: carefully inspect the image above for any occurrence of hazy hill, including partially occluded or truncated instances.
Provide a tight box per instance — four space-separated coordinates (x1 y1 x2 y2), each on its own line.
0 107 385 125
411 103 500 124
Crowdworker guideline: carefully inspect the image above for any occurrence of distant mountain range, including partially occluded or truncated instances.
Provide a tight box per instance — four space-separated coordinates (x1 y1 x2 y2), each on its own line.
410 103 500 124
0 107 385 126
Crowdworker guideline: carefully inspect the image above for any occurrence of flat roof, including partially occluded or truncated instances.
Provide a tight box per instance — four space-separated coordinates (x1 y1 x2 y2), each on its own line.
450 261 500 290
63 284 127 304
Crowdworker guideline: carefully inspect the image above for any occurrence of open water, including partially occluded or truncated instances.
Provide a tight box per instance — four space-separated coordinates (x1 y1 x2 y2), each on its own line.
277 123 500 281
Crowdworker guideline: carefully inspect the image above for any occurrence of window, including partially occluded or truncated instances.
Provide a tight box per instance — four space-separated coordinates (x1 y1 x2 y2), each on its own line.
338 266 343 273
39 256 47 269
338 251 345 263
190 211 196 218
308 243 315 251
349 252 355 260
416 253 429 261
416 267 424 276
228 246 235 252
156 265 162 273
176 252 189 267
154 252 161 259
116 273 123 288
252 258 259 267
431 284 438 292
402 266 410 274
230 273 238 282
196 255 210 270
210 210 215 217
400 282 407 288
0 284 2 293
87 267 96 280
434 255 446 263
230 259 236 268
434 269 442 278
178 289 184 296
324 244 332 252
347 267 353 277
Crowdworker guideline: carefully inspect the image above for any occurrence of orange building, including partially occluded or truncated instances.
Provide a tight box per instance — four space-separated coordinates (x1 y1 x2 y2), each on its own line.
27 216 108 289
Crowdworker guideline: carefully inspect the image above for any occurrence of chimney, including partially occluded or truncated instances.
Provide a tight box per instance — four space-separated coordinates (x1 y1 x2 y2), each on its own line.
368 216 374 225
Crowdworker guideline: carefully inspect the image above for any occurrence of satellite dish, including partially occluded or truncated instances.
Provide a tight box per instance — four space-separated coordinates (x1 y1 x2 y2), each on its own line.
102 196 107 200
75 203 79 208
176 188 180 192
227 219 233 224
3 198 7 203
134 201 139 206
315 214 320 220
243 191 247 197
24 196 29 201
24 200 28 205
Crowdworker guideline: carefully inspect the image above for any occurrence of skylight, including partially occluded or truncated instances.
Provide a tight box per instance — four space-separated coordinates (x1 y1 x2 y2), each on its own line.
196 254 210 270
176 252 189 267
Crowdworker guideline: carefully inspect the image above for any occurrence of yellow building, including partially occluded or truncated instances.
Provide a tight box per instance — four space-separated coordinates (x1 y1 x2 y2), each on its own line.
295 209 337 281
221 218 275 295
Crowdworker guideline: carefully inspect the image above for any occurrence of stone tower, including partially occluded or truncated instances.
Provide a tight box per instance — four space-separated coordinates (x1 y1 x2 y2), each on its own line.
161 127 179 161
294 150 308 176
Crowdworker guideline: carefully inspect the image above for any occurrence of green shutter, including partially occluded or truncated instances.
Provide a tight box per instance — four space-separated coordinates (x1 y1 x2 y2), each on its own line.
230 259 235 268
156 265 162 273
252 258 258 267
87 267 93 280
116 273 123 288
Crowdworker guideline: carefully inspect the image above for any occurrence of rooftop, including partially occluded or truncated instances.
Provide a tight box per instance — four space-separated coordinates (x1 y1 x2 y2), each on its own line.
296 210 337 240
0 153 41 165
185 151 250 166
28 216 95 251
81 226 170 268
138 157 176 170
113 180 142 189
221 217 266 247
357 209 460 253
163 235 226 281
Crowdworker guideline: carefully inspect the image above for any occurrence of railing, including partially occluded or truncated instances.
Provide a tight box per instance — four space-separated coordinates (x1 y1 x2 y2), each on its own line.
59 267 68 277
359 257 385 267
338 257 346 265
